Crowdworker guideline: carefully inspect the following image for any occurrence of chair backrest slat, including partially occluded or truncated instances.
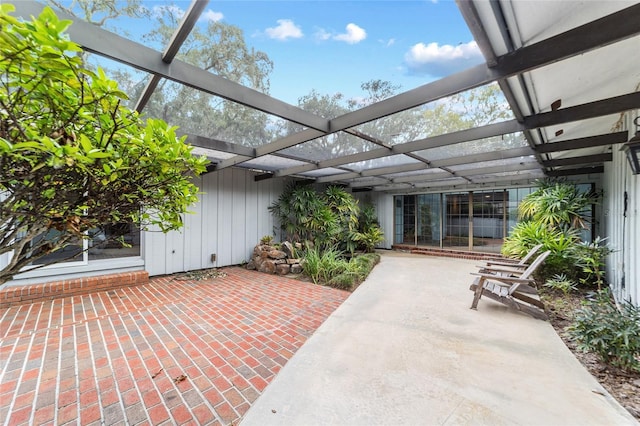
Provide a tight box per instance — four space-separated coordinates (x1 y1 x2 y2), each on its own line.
520 244 544 265
519 250 551 280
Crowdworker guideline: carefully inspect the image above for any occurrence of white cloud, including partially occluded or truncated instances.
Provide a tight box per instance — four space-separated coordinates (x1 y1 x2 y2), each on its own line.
265 19 303 41
152 5 185 19
201 9 223 23
379 38 395 47
333 23 367 44
404 40 483 76
314 28 332 41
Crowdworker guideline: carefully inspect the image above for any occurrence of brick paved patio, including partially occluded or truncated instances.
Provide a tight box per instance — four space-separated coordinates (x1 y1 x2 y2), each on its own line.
0 268 349 425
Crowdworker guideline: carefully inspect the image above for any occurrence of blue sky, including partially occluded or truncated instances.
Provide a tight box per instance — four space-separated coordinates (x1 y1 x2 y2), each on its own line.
145 0 483 105
73 0 483 106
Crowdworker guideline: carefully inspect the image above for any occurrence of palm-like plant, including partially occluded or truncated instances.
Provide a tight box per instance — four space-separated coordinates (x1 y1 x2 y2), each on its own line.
269 184 326 242
324 186 360 234
504 179 603 283
518 181 600 230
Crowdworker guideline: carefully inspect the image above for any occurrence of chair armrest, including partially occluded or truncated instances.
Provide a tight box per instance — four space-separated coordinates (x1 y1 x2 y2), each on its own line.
471 272 536 284
485 260 526 267
477 265 528 275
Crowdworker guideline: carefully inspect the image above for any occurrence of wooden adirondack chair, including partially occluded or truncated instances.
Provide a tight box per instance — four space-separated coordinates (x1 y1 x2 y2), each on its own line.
469 250 551 320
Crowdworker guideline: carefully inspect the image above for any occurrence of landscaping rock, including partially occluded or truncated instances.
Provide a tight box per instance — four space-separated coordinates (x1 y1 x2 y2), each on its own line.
259 260 276 274
282 241 295 258
248 242 304 278
276 263 291 275
268 249 287 259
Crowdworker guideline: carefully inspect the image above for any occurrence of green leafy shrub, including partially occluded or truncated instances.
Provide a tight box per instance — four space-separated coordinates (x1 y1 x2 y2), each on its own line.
501 221 580 281
568 290 640 372
0 5 207 284
260 235 274 245
351 226 385 253
358 205 379 230
543 274 577 295
502 179 604 285
270 185 384 254
518 180 599 230
301 246 346 285
572 237 614 290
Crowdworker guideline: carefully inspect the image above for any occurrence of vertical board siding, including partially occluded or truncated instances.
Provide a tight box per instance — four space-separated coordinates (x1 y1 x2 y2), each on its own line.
232 168 248 263
183 189 203 272
145 225 168 276
217 168 235 267
604 111 640 306
200 172 219 268
143 168 288 276
166 227 185 274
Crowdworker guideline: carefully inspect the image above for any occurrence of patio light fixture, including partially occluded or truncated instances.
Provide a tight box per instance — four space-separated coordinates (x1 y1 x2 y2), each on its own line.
621 117 640 174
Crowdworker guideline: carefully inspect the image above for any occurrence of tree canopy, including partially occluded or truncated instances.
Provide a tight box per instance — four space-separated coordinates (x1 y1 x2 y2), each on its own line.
0 4 207 284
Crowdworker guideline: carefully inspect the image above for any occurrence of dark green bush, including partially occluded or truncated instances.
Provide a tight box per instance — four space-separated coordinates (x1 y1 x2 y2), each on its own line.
270 184 384 254
568 290 640 372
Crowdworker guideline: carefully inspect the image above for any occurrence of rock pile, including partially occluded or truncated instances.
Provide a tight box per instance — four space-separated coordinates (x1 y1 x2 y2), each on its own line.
246 241 303 276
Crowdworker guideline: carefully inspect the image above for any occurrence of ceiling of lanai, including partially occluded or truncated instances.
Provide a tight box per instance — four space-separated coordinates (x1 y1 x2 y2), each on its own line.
13 1 640 193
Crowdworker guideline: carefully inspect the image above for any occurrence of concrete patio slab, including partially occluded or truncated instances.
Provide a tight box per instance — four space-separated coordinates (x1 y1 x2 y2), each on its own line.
242 252 637 425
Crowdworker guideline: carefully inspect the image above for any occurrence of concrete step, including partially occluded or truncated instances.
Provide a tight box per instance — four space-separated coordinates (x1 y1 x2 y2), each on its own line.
391 244 503 261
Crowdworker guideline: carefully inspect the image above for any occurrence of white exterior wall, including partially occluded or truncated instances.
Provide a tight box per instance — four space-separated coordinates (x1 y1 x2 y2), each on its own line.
145 168 285 276
353 191 394 249
603 111 640 306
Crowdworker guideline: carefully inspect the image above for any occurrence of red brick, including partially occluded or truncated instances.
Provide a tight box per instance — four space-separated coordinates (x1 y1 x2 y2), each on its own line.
33 405 55 424
100 389 119 406
203 388 224 406
212 376 232 392
192 404 216 424
0 380 17 394
13 390 36 409
80 389 98 406
141 390 161 407
122 389 140 407
148 404 170 424
236 402 251 417
58 389 77 407
7 405 31 424
214 401 237 425
223 388 245 407
249 376 269 392
170 405 193 424
80 404 101 424
57 403 78 424
230 375 250 391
